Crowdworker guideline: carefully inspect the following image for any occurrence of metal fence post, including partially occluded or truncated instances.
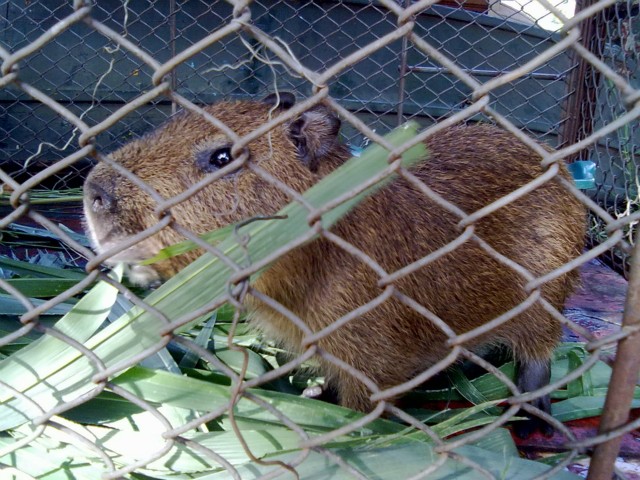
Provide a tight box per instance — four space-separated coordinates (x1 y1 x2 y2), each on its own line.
588 238 640 479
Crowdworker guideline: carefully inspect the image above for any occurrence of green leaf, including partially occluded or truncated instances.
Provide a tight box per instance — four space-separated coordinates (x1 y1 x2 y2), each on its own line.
430 400 503 438
30 424 303 474
141 223 236 265
0 278 86 298
411 362 514 402
60 391 146 424
552 396 640 422
0 266 122 426
8 419 573 479
470 427 519 459
447 366 502 415
179 313 217 369
6 223 90 247
213 344 272 380
0 294 72 316
112 366 404 435
198 440 581 480
566 347 593 397
0 437 106 480
0 257 87 280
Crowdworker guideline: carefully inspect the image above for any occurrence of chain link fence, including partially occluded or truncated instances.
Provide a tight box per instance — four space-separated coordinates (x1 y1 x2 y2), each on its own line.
1 0 639 478
570 0 639 279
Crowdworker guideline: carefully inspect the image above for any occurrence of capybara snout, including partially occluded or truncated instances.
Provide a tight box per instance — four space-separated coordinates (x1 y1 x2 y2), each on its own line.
84 93 586 436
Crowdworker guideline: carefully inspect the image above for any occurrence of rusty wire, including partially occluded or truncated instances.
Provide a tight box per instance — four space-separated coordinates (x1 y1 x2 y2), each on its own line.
1 0 639 479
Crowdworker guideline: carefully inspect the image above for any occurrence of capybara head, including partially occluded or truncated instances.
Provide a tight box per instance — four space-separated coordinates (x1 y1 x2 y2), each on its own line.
83 93 346 285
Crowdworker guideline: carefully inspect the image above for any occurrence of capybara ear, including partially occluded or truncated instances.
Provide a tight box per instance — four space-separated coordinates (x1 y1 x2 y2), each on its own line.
288 106 341 173
262 91 296 110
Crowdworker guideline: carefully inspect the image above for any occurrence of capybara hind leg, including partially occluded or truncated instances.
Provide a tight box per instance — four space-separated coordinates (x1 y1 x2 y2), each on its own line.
330 368 406 413
333 375 375 412
325 366 387 413
513 359 553 438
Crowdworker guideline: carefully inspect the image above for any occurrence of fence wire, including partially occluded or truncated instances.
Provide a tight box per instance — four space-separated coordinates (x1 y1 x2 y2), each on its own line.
575 0 639 279
0 0 639 479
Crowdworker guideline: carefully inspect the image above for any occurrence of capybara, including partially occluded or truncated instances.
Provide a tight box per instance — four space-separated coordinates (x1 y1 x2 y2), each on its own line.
84 93 586 436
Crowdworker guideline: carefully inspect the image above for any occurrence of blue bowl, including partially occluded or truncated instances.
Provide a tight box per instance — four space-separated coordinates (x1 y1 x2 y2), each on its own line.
567 160 596 189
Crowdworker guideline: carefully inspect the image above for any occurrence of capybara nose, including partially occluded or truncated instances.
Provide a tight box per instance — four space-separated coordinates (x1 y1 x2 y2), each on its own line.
85 180 117 215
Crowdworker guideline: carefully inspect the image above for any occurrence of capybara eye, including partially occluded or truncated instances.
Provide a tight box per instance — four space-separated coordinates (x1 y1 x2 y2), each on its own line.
195 146 235 173
209 147 233 168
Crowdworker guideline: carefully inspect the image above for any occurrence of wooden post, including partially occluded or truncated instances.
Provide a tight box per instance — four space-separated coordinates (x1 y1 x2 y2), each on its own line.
558 0 606 162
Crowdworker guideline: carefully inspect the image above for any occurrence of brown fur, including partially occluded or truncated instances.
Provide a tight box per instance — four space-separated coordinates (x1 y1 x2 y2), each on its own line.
84 97 586 423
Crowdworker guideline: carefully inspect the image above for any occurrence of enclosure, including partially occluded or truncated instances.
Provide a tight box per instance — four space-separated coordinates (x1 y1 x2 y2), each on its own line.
1 0 639 478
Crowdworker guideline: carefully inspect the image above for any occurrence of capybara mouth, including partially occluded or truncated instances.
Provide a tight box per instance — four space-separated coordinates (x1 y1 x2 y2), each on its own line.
123 263 163 288
84 216 165 288
92 241 163 287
